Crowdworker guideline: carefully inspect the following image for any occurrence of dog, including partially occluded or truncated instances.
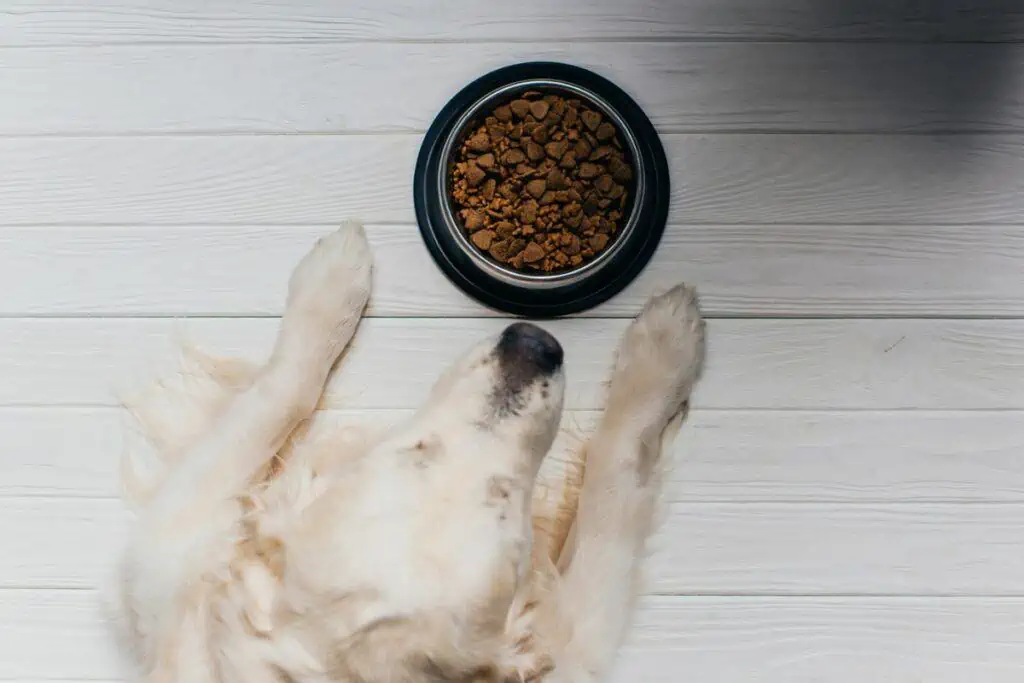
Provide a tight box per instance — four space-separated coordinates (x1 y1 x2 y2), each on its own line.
106 222 706 683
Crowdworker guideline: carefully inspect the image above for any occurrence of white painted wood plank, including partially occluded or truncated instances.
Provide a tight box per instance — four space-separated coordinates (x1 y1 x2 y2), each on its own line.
6 592 1024 682
3 135 1024 226
6 224 1024 318
613 596 1024 682
4 318 1023 409
5 43 1024 134
12 498 1024 594
649 502 1024 594
0 0 1020 44
10 408 1024 503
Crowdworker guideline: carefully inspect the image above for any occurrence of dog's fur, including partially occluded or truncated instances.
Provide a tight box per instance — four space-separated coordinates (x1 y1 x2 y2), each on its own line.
106 223 706 683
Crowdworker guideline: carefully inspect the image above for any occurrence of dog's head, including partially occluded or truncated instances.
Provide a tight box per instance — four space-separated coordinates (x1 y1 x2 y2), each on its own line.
367 322 565 482
415 321 565 471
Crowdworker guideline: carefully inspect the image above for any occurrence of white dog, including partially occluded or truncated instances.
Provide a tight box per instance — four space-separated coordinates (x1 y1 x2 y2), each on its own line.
107 223 706 683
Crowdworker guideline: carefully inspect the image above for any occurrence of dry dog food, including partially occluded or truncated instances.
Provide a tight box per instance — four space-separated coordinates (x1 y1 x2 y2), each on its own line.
449 90 634 273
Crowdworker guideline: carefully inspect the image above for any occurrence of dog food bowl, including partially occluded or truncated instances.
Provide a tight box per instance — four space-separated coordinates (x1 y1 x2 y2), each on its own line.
413 62 670 318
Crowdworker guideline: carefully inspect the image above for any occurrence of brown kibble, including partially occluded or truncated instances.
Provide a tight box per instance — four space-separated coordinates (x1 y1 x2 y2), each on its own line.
466 163 487 187
522 241 546 263
609 156 633 182
494 221 515 238
463 209 485 231
545 139 569 159
526 179 547 199
519 200 538 224
489 240 511 262
596 122 616 141
450 90 633 273
471 230 496 250
526 141 545 162
581 110 602 131
509 99 531 119
467 133 491 153
503 149 526 165
544 168 567 190
529 100 550 120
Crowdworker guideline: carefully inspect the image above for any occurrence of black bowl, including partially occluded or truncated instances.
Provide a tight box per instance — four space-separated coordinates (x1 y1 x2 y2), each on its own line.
413 62 670 318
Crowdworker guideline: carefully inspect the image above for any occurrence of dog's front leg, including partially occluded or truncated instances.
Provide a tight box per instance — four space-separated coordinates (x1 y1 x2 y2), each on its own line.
137 222 372 539
533 285 705 683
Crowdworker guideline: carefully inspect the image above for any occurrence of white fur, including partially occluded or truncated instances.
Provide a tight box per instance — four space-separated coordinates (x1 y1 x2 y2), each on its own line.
107 222 706 683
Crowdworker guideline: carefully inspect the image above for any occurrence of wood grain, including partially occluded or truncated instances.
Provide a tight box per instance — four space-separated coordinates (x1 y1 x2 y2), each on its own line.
11 498 1024 593
6 224 1024 318
4 318 1024 409
6 592 1024 681
4 43 1024 134
9 408 1024 503
4 135 1024 225
0 0 1020 44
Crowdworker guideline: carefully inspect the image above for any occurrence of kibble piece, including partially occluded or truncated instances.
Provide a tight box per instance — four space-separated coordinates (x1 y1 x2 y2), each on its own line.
589 234 609 251
463 209 485 231
466 163 487 187
503 149 526 165
564 107 578 126
544 139 568 160
594 174 614 193
494 105 513 122
522 241 546 263
531 125 549 144
596 122 616 141
581 110 602 131
466 133 491 153
509 99 532 119
546 168 569 190
493 221 515 238
481 178 497 200
529 100 550 120
471 230 496 250
574 139 592 159
526 179 547 199
519 200 538 224
489 240 511 262
476 153 495 169
539 190 557 206
559 151 577 169
578 163 602 179
609 156 632 183
590 146 613 161
526 141 545 162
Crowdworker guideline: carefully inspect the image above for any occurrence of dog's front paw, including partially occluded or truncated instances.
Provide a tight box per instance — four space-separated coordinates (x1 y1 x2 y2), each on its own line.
282 222 373 353
607 284 705 422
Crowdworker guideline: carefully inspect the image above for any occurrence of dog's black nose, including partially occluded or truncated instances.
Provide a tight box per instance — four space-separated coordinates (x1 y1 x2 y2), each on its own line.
498 322 563 374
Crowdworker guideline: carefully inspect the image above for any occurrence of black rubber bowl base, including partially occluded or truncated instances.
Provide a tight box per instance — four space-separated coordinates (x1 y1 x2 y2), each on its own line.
413 61 670 318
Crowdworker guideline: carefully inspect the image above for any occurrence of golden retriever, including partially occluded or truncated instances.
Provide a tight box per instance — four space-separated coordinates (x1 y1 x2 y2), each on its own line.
105 223 706 683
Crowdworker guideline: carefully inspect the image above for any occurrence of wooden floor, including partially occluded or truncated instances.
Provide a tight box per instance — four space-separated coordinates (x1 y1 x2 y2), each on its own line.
4 1 1024 681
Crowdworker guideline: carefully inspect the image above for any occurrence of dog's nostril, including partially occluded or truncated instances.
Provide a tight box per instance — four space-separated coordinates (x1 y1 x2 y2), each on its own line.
499 322 564 373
